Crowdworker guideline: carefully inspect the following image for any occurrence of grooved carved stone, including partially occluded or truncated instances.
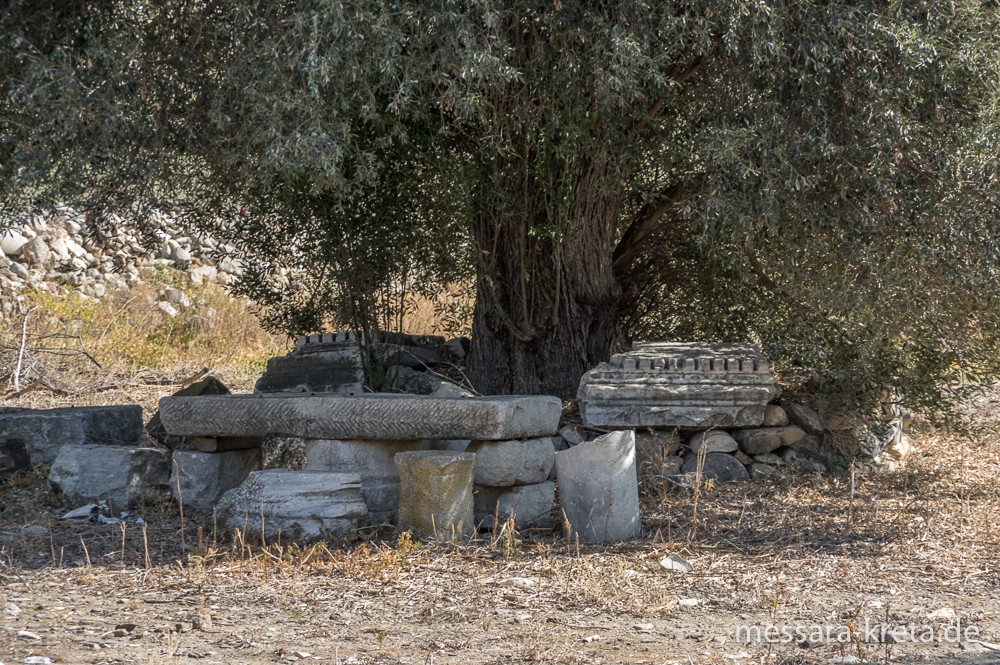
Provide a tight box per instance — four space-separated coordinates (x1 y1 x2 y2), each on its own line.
158 394 561 441
578 342 779 429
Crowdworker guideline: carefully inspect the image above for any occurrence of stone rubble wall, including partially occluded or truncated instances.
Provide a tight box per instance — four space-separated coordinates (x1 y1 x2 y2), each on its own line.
0 209 253 316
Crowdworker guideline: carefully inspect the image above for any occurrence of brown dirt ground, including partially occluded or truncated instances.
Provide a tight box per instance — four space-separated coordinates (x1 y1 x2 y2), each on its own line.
2 381 999 665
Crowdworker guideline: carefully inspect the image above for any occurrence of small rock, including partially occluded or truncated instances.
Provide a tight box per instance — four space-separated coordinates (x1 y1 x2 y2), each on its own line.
633 623 654 632
500 577 536 588
660 555 693 573
927 607 956 620
17 630 42 640
21 525 49 538
678 598 701 607
559 425 586 446
4 602 21 616
24 657 53 665
1 229 29 255
10 261 29 279
160 287 191 308
763 404 789 427
157 301 179 318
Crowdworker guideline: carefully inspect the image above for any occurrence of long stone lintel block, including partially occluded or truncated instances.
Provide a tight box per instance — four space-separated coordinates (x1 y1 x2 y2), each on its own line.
158 394 562 441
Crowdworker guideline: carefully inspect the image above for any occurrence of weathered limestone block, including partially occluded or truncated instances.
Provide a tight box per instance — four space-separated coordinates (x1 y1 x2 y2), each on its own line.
474 482 555 530
555 431 640 543
686 430 739 454
395 451 475 540
255 334 363 395
578 343 779 429
217 470 367 542
49 444 172 509
680 452 750 483
466 438 554 487
0 405 143 464
170 449 262 514
732 426 806 455
305 438 432 523
159 394 561 441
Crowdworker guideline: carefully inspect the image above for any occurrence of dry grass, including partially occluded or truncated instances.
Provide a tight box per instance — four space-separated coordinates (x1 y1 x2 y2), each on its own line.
0 267 288 411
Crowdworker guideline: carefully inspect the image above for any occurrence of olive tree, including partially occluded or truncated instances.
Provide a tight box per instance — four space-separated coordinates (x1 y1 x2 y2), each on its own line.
2 1 998 405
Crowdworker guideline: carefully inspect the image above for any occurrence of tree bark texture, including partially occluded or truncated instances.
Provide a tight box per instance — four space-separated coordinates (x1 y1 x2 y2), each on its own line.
468 154 624 398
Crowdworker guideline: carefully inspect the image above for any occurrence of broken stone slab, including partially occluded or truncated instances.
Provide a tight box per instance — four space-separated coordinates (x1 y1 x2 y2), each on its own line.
305 439 432 524
170 449 262 515
395 451 475 540
474 482 555 531
578 343 779 430
466 438 555 487
732 426 806 455
146 375 230 450
254 339 363 395
158 394 562 441
554 430 640 543
680 452 750 483
686 430 739 454
217 470 367 542
49 444 172 510
0 405 143 465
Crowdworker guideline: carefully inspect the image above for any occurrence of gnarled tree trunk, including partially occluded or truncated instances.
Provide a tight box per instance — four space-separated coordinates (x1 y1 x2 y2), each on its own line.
468 155 624 398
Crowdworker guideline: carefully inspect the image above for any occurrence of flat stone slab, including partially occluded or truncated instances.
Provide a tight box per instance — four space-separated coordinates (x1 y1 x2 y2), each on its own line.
158 394 561 441
578 342 779 429
49 444 172 510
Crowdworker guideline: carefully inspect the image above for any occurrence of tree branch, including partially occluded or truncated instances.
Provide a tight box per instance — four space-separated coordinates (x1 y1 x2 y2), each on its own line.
626 56 707 143
612 184 682 274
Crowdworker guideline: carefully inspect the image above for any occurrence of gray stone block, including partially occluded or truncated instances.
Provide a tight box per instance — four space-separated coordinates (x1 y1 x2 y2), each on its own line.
578 343 779 429
49 444 172 510
305 438 432 523
159 394 561 441
555 431 640 543
217 470 367 542
681 452 750 483
395 451 475 540
732 426 806 455
466 437 554 487
170 449 262 514
474 482 555 530
0 405 143 465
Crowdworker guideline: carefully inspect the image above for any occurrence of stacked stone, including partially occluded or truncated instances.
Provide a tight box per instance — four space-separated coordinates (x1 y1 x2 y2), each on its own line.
579 343 828 484
157 393 562 540
469 437 556 531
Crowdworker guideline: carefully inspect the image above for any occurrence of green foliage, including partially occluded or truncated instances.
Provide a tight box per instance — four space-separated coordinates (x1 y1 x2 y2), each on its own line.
1 1 997 409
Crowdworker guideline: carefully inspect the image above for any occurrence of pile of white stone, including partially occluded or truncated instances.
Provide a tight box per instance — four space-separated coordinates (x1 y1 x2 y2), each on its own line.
0 209 250 316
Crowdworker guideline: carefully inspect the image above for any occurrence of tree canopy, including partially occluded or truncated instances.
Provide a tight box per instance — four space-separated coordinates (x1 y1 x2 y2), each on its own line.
2 1 998 408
